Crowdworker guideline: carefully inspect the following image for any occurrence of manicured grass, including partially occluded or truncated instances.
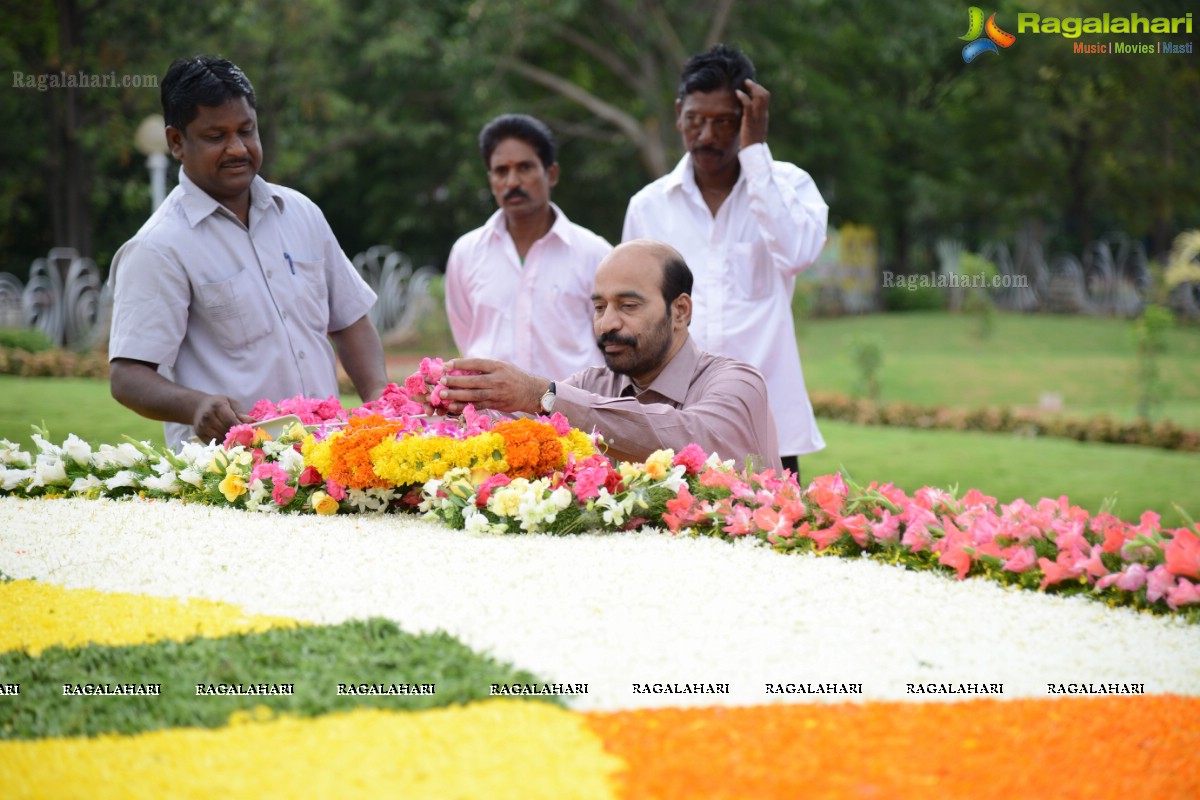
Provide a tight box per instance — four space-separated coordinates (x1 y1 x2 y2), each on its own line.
797 312 1200 427
0 376 165 448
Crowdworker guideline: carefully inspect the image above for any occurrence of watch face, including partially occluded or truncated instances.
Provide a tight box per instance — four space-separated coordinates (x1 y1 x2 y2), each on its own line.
540 392 555 413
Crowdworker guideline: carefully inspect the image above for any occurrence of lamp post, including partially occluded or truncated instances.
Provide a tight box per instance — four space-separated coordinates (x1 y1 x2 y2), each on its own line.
134 114 169 212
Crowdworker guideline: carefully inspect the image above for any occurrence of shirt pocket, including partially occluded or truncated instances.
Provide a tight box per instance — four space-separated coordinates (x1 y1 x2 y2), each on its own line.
287 257 330 330
728 241 776 300
473 292 512 333
197 269 275 350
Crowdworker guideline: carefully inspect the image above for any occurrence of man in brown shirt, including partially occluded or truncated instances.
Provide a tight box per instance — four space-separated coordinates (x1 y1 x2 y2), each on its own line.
437 238 782 471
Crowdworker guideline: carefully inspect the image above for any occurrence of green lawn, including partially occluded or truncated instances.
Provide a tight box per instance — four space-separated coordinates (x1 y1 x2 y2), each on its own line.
797 312 1200 427
803 421 1194 529
2 374 1195 529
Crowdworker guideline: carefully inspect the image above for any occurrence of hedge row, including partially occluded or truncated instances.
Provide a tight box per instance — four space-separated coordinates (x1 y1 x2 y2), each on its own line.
810 391 1200 453
0 346 109 379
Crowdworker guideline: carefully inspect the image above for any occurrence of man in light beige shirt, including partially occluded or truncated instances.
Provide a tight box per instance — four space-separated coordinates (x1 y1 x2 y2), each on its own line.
437 239 781 471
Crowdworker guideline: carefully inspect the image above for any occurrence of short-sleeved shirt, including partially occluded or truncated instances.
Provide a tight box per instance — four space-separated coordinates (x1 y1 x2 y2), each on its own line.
108 170 377 449
446 204 612 379
557 335 781 471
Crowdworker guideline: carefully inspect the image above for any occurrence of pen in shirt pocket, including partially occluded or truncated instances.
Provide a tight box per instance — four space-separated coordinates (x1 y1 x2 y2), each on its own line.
284 252 295 274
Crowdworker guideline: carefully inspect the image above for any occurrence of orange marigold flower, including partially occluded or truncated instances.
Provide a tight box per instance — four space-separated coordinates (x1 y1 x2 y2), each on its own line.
493 418 565 479
324 415 406 489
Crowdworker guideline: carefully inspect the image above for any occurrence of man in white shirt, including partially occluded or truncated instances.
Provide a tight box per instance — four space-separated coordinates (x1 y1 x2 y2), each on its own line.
446 114 612 380
622 45 829 477
108 56 386 450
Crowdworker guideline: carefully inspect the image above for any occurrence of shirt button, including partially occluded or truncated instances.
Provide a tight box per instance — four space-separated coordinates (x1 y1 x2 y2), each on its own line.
267 270 273 278
298 351 306 359
281 311 288 320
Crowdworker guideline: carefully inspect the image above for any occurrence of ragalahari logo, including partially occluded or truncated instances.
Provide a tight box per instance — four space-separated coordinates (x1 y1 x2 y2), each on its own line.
961 7 1017 62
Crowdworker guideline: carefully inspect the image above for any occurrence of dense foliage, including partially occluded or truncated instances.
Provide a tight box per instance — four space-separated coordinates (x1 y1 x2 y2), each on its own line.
2 0 1197 279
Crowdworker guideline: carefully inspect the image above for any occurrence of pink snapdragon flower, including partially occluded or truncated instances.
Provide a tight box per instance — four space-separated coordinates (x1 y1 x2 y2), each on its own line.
1164 528 1200 580
1001 546 1037 574
1097 563 1148 593
1166 578 1200 610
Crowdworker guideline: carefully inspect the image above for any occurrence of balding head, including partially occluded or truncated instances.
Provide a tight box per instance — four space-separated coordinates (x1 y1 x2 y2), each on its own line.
601 238 693 311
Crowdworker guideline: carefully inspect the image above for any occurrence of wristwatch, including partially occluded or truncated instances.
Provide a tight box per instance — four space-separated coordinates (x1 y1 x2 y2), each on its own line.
539 381 556 413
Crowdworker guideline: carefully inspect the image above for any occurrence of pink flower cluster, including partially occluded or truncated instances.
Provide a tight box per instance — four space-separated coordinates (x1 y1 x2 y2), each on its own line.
248 395 345 425
246 358 498 442
403 357 480 411
666 462 1200 612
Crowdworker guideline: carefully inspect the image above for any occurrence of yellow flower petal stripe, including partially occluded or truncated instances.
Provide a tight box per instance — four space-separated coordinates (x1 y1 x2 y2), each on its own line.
0 580 299 656
1 701 622 800
586 697 1200 800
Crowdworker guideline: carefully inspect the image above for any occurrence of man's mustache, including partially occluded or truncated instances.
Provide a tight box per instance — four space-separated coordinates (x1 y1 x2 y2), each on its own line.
504 187 530 201
597 331 636 348
691 146 722 157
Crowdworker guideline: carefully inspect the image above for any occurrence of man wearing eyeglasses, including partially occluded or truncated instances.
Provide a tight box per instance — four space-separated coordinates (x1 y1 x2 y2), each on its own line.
622 45 829 479
446 114 612 381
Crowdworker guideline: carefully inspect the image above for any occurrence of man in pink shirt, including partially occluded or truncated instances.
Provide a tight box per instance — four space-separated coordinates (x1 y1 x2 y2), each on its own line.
437 239 781 471
445 114 611 380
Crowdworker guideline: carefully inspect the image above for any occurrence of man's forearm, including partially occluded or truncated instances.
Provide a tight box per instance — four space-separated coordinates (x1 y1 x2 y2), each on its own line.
110 359 251 444
110 359 206 424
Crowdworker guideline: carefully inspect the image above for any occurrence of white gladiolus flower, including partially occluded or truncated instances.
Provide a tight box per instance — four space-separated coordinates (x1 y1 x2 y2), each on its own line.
30 433 62 457
1 467 33 490
142 473 181 494
94 442 146 469
660 465 688 493
276 447 305 475
29 457 68 488
68 474 104 493
178 467 205 488
103 470 140 490
62 434 93 466
0 439 32 467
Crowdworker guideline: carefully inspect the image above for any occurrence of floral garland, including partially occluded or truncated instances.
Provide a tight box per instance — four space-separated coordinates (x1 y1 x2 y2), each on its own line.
0 358 1198 618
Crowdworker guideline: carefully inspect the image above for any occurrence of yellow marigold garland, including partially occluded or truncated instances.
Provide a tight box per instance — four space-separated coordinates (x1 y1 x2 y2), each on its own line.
370 432 508 486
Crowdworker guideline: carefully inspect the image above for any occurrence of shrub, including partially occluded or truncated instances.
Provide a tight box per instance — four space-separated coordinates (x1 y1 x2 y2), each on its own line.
0 328 54 353
808 390 1200 453
883 283 945 312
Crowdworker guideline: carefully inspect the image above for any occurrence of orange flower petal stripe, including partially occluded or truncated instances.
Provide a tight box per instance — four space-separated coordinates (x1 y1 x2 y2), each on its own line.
586 697 1200 800
493 418 566 478
323 415 407 489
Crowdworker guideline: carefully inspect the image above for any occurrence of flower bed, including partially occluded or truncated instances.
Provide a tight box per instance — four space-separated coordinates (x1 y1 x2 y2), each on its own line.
2 356 1198 617
2 509 1199 798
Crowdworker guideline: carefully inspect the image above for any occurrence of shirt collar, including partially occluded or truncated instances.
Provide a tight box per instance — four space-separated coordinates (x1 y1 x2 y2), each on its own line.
484 201 572 244
624 334 700 405
664 152 745 202
177 168 283 228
